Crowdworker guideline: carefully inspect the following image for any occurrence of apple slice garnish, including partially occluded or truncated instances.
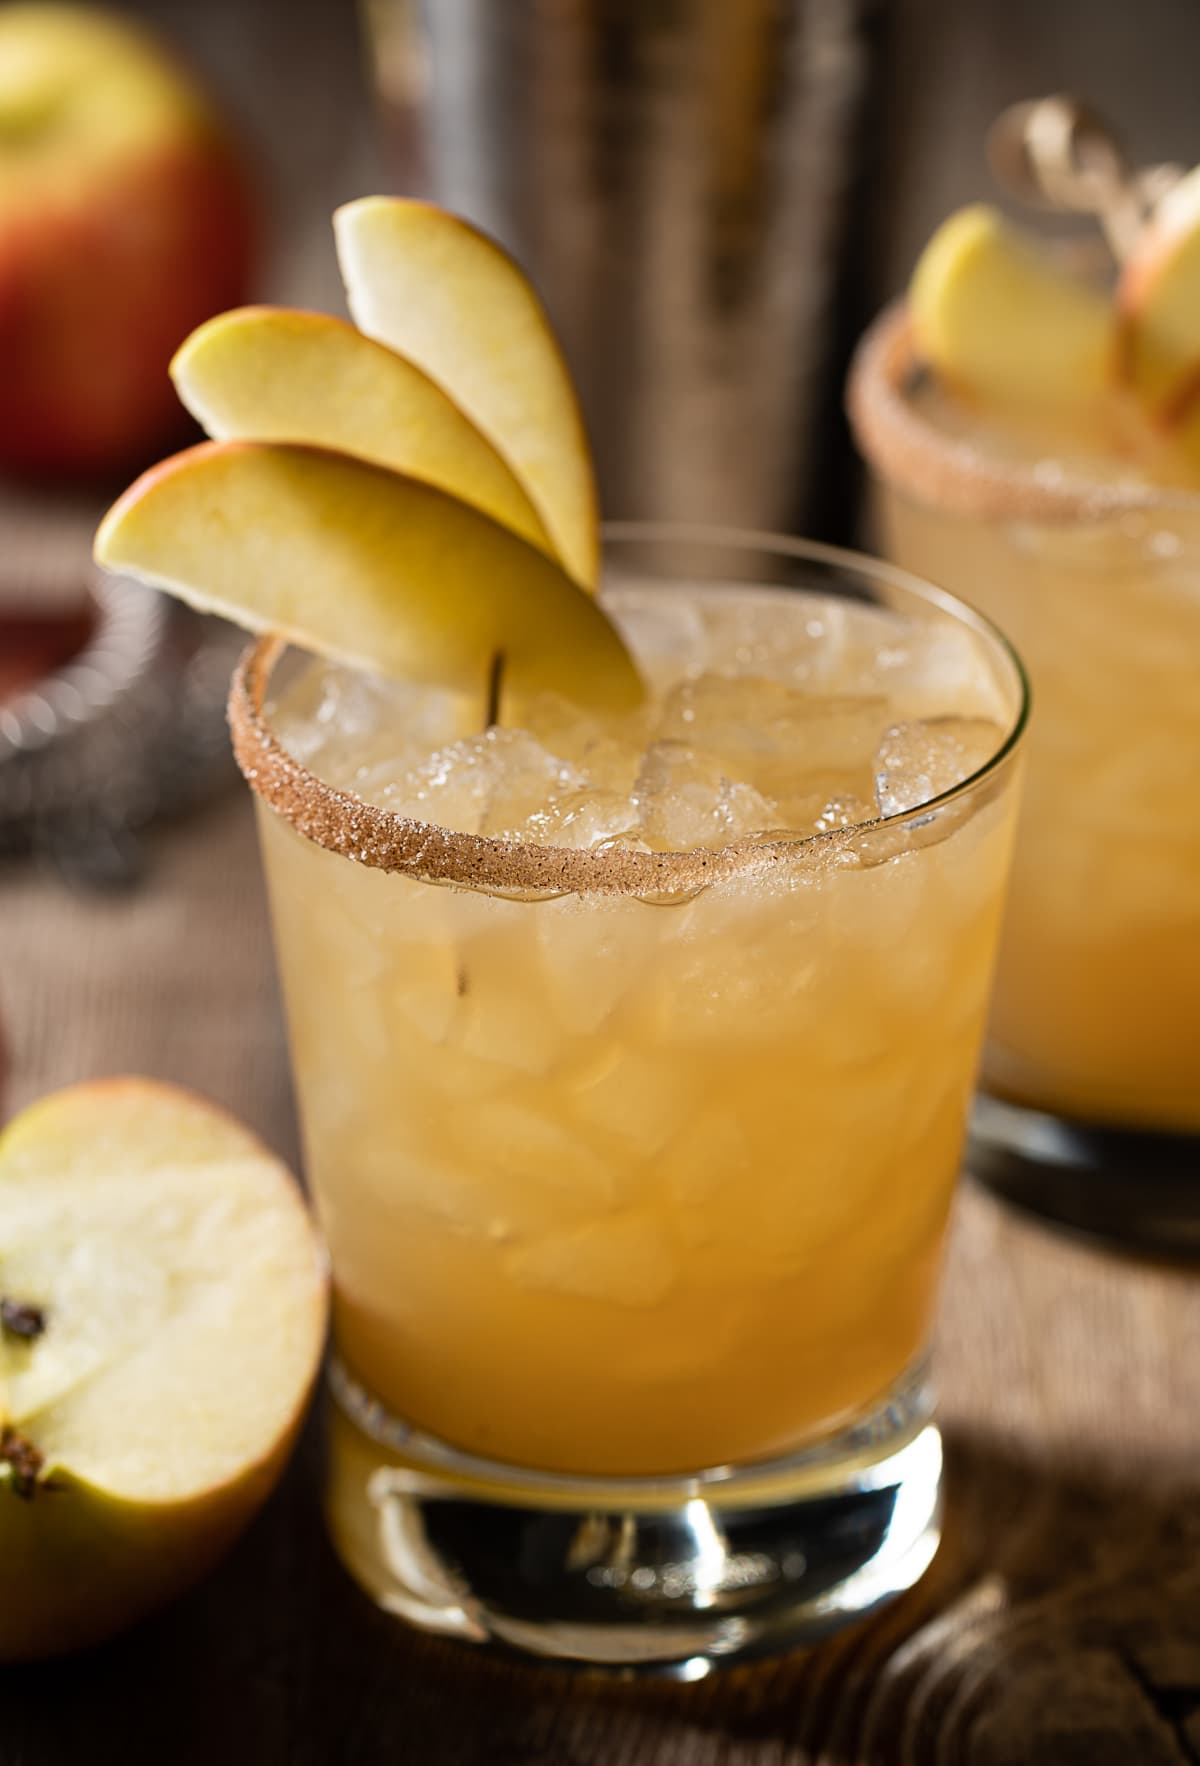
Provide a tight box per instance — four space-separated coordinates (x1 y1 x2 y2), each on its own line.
94 441 642 712
334 198 599 591
909 203 1114 407
1117 165 1200 426
171 307 555 560
0 1077 326 1660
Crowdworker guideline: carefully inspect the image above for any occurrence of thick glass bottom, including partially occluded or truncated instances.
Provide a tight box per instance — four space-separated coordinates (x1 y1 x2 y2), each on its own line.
971 1092 1200 1258
324 1357 941 1671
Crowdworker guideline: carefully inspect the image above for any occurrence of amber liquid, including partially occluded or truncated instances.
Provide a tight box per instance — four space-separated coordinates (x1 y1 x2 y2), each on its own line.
258 583 1019 1477
883 491 1200 1135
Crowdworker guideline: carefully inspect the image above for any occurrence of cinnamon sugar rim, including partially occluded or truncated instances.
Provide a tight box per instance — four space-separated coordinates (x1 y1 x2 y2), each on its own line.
848 303 1200 523
229 601 1027 900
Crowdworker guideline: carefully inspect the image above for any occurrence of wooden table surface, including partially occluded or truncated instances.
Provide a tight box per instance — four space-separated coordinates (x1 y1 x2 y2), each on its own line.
2 793 1199 1765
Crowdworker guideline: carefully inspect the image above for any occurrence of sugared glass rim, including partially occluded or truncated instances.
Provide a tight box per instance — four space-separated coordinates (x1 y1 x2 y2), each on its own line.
229 524 1029 898
848 302 1200 523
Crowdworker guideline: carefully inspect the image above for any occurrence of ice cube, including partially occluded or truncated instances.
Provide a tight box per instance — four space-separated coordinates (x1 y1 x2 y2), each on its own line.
685 586 853 683
505 1212 676 1306
812 795 875 833
447 980 559 1075
355 1139 576 1244
661 1102 871 1269
271 658 467 782
466 1096 616 1214
634 741 778 851
566 1044 692 1158
656 675 887 807
661 1108 755 1216
767 788 876 835
522 692 648 794
605 584 708 688
372 739 494 831
642 873 819 1042
874 718 1004 817
479 732 584 838
368 728 578 838
536 893 665 1033
378 938 463 1043
517 790 640 850
876 620 1010 724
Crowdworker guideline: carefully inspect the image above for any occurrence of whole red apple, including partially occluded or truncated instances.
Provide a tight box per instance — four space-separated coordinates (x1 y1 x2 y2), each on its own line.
0 3 256 476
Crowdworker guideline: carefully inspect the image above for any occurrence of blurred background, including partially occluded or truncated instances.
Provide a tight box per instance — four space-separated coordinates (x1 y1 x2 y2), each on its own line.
1 0 1199 897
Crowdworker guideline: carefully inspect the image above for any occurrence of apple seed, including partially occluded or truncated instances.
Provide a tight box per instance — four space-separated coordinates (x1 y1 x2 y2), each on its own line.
0 1298 46 1342
0 1426 44 1500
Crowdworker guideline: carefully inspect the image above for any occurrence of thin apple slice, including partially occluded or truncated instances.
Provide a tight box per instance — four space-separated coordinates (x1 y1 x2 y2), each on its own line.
0 1077 326 1659
1117 165 1200 423
334 197 598 590
171 307 554 558
909 204 1114 407
94 441 642 712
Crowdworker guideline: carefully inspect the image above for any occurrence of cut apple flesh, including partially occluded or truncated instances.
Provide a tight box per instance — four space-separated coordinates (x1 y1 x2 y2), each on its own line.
909 203 1114 407
0 1078 325 1659
0 1079 325 1503
94 441 642 714
171 307 555 560
335 197 599 590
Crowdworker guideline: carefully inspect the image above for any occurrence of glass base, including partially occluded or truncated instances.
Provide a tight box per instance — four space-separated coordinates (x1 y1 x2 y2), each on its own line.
971 1093 1200 1258
324 1358 942 1671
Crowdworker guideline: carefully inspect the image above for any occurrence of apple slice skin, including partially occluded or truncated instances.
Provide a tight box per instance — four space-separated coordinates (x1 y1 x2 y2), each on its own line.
170 307 555 559
0 1078 326 1661
334 197 599 590
0 1443 296 1661
1117 167 1200 424
0 1074 282 1175
94 440 643 714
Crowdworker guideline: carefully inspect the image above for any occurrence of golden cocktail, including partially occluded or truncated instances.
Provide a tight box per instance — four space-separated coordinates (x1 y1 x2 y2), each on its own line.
850 124 1200 1245
234 532 1025 1661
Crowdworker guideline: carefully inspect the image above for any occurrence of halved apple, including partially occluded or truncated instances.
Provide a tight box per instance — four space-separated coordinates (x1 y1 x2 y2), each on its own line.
1117 165 1200 425
0 1077 326 1659
171 308 554 559
909 203 1114 407
94 441 641 712
334 198 598 590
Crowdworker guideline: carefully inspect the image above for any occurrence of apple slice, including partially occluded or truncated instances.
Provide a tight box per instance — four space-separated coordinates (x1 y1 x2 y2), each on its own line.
0 1077 326 1659
334 198 599 590
1117 165 1200 424
94 441 642 712
909 203 1114 407
171 308 554 560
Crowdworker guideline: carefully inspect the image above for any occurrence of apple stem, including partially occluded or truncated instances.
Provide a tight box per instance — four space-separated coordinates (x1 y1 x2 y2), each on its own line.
485 650 506 731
